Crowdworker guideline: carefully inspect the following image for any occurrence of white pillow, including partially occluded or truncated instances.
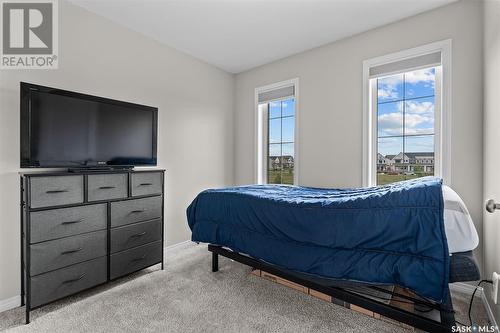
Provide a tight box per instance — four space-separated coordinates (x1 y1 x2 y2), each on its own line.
442 185 479 253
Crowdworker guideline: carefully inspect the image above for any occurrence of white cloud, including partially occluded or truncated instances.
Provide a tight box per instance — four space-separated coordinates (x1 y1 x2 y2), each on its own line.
380 75 402 86
378 87 398 100
378 113 402 133
377 75 401 100
405 113 433 127
378 112 434 136
406 101 434 114
377 68 435 100
404 68 435 84
405 127 434 135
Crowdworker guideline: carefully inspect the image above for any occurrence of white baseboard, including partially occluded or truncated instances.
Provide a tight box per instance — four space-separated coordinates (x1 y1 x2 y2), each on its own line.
450 282 498 329
480 287 499 330
163 240 194 260
163 240 192 253
0 295 20 313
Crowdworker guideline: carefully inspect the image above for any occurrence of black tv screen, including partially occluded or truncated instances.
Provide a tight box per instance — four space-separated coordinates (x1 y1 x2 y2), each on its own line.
20 82 158 168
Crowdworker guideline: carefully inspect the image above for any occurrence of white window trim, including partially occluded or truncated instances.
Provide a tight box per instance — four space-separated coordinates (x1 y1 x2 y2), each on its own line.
255 78 299 185
362 40 452 187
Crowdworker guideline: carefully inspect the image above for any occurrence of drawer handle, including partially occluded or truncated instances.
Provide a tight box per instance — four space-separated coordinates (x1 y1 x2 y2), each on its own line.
62 273 86 284
130 231 147 238
61 219 83 225
61 247 83 255
139 183 153 186
46 189 68 194
130 209 145 214
132 254 147 262
99 186 116 190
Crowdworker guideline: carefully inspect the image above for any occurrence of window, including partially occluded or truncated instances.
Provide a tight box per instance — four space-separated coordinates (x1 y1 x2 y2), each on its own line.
363 40 451 187
256 79 299 185
376 67 437 185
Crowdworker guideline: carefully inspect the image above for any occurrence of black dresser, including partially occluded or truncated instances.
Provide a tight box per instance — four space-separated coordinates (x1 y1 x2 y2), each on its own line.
20 169 165 323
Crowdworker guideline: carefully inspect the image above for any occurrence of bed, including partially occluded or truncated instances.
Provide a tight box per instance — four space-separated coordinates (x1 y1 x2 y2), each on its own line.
187 177 479 331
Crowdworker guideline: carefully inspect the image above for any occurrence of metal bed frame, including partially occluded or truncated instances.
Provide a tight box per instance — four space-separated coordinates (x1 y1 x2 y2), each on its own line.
208 244 456 332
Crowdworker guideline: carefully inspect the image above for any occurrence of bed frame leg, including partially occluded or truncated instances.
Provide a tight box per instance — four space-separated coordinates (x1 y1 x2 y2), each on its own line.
212 252 219 272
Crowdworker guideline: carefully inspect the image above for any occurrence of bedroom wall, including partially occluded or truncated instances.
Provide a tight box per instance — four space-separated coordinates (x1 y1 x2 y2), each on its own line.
234 0 484 268
0 0 234 304
483 0 500 322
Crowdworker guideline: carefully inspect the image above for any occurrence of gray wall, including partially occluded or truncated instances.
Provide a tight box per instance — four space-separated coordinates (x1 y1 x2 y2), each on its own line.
483 0 500 322
0 0 234 302
234 0 484 267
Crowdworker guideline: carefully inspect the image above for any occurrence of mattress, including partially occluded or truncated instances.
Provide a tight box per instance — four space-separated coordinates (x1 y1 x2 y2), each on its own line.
442 186 479 253
187 177 450 302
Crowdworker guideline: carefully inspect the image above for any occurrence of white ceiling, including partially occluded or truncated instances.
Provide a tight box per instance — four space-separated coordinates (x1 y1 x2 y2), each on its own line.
69 0 457 73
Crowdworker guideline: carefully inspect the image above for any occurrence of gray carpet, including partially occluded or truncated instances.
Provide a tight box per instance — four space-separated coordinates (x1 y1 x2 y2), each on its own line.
0 243 490 332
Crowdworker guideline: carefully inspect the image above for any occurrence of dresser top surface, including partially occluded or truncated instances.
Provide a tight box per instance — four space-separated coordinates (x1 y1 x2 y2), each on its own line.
20 168 165 177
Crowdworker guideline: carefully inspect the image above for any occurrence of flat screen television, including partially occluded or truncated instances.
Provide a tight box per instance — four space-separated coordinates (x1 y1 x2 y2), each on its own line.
20 82 158 168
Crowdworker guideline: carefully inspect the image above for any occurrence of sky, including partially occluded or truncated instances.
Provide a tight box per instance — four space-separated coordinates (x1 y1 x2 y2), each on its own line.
377 67 436 157
268 99 295 157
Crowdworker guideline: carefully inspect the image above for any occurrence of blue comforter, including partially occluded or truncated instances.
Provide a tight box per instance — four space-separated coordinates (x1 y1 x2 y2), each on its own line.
187 177 449 302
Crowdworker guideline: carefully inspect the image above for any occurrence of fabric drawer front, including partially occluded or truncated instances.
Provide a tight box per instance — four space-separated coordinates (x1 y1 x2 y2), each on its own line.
30 204 107 244
131 172 162 197
110 219 162 253
110 196 162 227
30 176 84 209
30 256 107 308
87 174 128 202
110 241 162 280
30 230 107 276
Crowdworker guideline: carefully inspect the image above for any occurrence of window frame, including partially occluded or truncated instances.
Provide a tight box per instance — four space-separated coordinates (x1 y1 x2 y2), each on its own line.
362 40 451 187
255 78 299 185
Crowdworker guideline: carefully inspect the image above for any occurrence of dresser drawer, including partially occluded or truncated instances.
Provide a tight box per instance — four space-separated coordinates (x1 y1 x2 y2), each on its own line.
30 204 107 244
110 241 162 280
111 219 162 253
30 256 107 308
30 230 107 276
88 173 128 202
29 176 84 209
131 172 162 197
110 196 162 227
